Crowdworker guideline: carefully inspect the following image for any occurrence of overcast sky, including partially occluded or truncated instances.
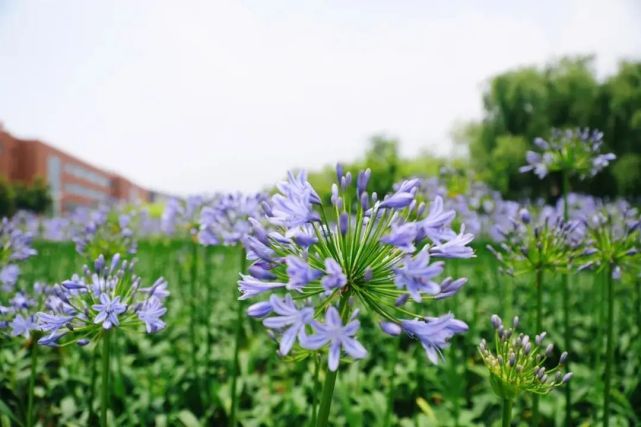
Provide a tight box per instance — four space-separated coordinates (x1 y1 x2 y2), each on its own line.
0 1 640 194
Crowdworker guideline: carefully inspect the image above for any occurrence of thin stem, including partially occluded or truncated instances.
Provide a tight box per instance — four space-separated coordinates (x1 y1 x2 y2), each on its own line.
384 340 400 427
532 267 543 426
26 336 38 427
502 398 513 427
101 331 111 427
204 245 214 405
603 264 614 427
561 170 571 427
310 355 321 427
189 241 200 397
229 247 246 427
315 295 350 427
89 345 99 423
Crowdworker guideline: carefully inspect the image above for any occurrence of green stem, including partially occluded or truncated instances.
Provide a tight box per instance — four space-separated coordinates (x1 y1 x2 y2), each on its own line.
384 340 400 427
315 295 350 427
310 355 321 427
204 246 214 405
189 242 199 388
26 336 38 427
502 398 513 427
561 171 571 427
101 331 112 427
532 268 543 426
229 247 246 427
89 345 99 423
603 264 614 427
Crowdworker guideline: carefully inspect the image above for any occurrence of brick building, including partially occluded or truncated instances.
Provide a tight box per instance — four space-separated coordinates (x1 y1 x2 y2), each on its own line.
0 127 151 214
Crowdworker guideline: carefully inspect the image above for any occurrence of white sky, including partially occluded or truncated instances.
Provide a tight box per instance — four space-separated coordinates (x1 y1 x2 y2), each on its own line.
0 0 639 194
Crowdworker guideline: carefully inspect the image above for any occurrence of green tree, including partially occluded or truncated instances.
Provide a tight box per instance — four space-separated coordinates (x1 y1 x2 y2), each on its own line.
464 56 641 198
612 153 641 197
364 134 400 197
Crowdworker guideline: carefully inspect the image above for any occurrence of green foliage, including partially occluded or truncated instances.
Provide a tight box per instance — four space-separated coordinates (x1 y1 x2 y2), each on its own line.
13 178 52 214
484 135 528 195
308 135 449 204
364 134 400 197
0 179 15 218
2 243 640 425
462 56 641 198
0 178 52 216
612 153 641 197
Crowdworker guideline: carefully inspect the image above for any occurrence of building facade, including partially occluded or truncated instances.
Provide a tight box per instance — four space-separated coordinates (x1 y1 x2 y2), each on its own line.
0 127 151 214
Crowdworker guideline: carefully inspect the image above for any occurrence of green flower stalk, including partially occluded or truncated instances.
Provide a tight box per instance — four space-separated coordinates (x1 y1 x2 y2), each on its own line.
35 254 169 424
520 128 615 426
239 167 474 426
479 315 571 426
488 207 583 424
578 206 640 426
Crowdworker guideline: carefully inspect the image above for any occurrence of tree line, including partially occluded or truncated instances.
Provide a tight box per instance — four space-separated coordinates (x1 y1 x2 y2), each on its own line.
0 178 52 217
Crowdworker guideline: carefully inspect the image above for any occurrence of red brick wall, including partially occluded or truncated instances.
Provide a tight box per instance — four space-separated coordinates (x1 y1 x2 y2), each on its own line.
0 128 150 213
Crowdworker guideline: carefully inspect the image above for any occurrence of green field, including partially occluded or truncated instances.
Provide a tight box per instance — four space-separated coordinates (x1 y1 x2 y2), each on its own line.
2 240 639 426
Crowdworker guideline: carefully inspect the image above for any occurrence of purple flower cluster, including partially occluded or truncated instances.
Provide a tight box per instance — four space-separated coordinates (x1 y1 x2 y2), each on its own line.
0 217 38 291
72 206 137 259
161 196 207 237
35 254 169 346
239 166 474 371
198 192 267 246
520 128 616 180
0 283 52 339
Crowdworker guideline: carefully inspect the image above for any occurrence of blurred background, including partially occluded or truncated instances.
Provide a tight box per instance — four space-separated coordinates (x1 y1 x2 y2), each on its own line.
1 0 640 217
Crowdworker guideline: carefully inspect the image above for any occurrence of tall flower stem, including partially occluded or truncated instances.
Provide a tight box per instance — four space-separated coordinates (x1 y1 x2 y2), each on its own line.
603 264 614 427
384 340 400 427
502 398 513 427
532 267 543 426
229 247 246 427
310 355 321 427
26 336 39 427
189 241 200 400
561 170 571 426
204 245 214 404
315 294 350 427
100 331 112 427
89 345 99 423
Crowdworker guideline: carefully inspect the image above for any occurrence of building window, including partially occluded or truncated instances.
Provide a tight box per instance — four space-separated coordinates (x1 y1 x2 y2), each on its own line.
64 183 109 201
64 163 110 187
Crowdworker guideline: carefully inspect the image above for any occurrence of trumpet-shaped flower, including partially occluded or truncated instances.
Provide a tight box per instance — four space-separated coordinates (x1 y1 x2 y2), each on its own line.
239 166 472 370
301 306 367 371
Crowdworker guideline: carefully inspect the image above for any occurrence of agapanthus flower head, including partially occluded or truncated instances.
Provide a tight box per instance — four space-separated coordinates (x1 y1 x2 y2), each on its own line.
520 128 615 180
479 314 571 400
239 166 474 371
198 192 267 246
0 280 54 340
578 204 640 276
161 195 208 238
0 217 37 264
35 254 169 346
72 206 137 260
488 205 585 276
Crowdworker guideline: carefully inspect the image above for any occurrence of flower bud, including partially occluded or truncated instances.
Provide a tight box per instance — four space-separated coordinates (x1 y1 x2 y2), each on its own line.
380 321 401 336
247 301 273 318
490 314 502 330
559 351 568 364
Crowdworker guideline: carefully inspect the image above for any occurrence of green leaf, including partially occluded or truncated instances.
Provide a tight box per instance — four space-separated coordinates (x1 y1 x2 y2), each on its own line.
177 410 201 427
0 400 20 426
